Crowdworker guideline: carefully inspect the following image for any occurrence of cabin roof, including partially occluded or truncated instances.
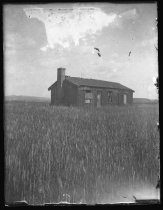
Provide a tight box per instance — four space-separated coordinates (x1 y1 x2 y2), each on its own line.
48 76 134 92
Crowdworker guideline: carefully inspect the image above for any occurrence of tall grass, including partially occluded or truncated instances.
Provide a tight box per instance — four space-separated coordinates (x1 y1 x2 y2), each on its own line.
5 102 159 204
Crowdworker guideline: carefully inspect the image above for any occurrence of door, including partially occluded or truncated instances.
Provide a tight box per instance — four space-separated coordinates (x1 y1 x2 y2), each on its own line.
123 94 127 105
116 93 119 105
97 91 102 107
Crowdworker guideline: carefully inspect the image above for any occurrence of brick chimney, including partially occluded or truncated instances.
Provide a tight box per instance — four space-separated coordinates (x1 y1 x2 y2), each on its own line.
57 68 65 104
57 67 65 88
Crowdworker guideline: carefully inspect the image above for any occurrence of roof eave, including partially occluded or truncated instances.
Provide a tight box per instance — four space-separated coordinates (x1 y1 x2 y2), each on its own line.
65 79 79 87
79 85 134 92
130 89 135 92
48 81 57 91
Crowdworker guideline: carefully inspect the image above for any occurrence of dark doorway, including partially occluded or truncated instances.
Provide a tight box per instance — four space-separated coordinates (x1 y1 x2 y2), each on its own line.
97 91 102 107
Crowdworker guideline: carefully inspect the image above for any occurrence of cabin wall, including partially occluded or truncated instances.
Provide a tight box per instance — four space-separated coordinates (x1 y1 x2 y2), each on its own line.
50 83 133 107
51 84 64 105
77 86 133 107
118 90 133 105
51 86 58 105
77 87 95 107
127 91 133 104
62 80 78 106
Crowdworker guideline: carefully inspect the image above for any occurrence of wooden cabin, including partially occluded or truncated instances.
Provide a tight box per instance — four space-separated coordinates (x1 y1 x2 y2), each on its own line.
48 68 134 107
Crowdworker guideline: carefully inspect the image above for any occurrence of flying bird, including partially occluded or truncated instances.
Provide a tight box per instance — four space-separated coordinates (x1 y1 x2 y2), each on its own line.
128 51 131 56
122 196 127 199
94 48 102 57
94 47 100 52
156 177 160 189
133 196 137 201
154 45 158 51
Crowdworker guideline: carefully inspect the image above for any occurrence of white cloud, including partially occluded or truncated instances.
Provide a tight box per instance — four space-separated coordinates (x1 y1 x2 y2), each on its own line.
152 26 156 31
4 47 16 55
79 44 96 54
39 55 69 68
111 8 139 28
141 36 157 47
147 84 158 99
4 33 36 51
119 8 138 20
24 7 117 50
40 45 48 52
111 52 119 58
152 76 157 84
23 7 139 51
91 57 129 76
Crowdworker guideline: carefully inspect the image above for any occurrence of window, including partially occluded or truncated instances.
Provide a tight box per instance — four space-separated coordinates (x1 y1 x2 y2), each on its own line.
85 99 91 103
108 91 112 103
85 90 93 103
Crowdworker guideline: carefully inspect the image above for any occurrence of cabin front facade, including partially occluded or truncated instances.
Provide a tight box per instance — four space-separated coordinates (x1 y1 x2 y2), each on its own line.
48 68 134 107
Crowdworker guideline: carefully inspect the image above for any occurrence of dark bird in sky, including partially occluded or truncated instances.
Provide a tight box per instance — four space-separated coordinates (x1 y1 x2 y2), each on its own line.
154 45 158 51
128 51 131 56
94 47 100 52
156 177 160 189
94 47 102 57
157 153 160 160
133 196 137 201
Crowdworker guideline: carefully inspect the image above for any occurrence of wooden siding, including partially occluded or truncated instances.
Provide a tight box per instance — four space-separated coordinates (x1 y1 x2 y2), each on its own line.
50 83 133 107
51 86 58 105
77 86 133 107
62 80 78 106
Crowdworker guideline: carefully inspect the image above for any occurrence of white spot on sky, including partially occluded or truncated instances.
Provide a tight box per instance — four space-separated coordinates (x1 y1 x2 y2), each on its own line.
120 8 138 20
40 45 48 52
152 76 157 84
24 7 117 50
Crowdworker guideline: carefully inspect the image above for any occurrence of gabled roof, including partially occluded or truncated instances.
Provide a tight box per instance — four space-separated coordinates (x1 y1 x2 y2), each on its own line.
48 76 134 92
66 76 134 92
48 81 57 91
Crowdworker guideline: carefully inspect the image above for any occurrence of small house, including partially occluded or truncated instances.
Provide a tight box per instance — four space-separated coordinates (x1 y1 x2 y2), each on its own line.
48 68 134 107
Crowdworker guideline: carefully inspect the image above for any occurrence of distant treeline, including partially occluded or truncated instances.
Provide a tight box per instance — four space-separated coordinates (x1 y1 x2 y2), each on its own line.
5 95 50 103
5 96 158 105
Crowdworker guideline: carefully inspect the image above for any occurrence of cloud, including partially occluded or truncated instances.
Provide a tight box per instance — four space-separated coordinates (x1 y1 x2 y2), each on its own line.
78 44 96 55
38 53 69 68
152 76 157 84
91 57 129 77
24 7 117 50
141 36 157 48
119 8 138 20
40 45 48 52
23 7 139 51
4 48 17 55
4 33 36 53
111 8 139 28
147 84 158 99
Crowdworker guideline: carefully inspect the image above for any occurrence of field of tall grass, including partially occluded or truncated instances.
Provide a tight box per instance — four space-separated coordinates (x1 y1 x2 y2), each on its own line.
5 101 159 204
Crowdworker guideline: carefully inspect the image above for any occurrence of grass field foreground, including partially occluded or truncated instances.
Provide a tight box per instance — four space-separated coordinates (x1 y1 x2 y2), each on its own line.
5 102 159 204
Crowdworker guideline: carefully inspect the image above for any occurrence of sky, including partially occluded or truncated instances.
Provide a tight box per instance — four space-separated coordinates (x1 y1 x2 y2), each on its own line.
4 3 158 99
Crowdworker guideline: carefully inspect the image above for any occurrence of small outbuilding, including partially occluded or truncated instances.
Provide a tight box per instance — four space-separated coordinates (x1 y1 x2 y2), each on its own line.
48 68 134 107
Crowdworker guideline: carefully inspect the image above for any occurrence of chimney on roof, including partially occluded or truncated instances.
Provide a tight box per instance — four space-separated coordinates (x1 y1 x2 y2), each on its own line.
57 67 65 104
57 67 65 88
